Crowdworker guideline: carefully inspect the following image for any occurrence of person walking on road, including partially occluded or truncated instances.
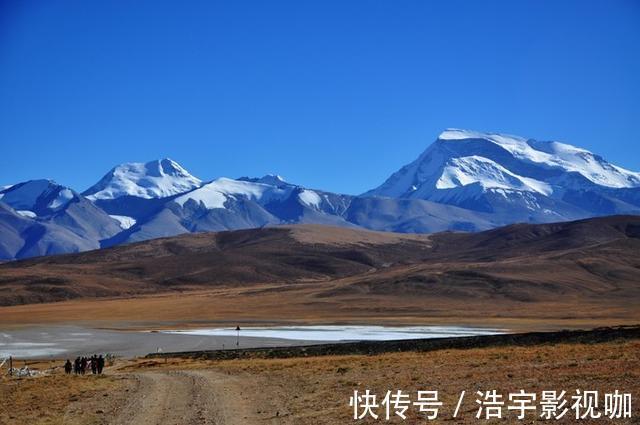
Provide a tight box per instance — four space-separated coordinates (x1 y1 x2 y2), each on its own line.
97 355 105 374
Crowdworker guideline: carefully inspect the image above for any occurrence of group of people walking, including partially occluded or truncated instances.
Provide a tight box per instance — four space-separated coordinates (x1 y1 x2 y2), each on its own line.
64 355 105 375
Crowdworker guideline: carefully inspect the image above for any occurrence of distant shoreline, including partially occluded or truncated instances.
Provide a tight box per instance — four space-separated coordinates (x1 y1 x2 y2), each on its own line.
146 325 640 361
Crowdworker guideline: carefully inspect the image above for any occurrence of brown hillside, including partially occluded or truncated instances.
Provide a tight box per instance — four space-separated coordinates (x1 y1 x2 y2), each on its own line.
0 215 639 327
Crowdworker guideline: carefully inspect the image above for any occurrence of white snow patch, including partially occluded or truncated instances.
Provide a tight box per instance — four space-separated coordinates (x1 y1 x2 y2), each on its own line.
48 188 74 209
109 215 136 230
16 210 37 218
298 190 321 208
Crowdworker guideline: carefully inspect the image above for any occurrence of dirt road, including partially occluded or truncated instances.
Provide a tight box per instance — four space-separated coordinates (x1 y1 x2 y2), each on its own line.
92 370 291 425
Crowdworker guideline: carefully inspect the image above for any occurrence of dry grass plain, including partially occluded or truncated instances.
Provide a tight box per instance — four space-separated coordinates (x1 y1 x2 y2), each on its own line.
0 285 638 332
1 339 638 424
207 340 640 424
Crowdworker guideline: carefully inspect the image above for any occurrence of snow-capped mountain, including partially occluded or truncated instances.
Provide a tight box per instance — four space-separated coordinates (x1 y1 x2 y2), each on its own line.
107 174 357 245
173 175 348 215
85 159 487 248
84 158 202 201
0 181 122 259
0 180 76 216
83 158 204 227
365 129 640 221
1 130 639 261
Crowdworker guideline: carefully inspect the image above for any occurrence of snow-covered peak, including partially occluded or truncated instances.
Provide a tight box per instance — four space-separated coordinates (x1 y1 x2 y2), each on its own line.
237 174 289 187
437 129 640 189
367 129 640 207
84 158 202 200
0 179 77 212
256 174 287 186
439 128 527 144
174 177 292 209
0 180 51 208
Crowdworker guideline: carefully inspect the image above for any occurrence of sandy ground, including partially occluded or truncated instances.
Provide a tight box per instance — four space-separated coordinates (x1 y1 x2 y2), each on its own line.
1 338 638 424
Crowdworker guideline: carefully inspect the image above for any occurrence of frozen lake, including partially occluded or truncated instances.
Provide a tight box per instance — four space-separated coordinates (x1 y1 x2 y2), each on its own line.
0 325 505 359
162 325 504 342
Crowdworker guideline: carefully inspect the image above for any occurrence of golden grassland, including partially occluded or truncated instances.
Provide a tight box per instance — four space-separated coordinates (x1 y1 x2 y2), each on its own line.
189 340 640 424
1 287 638 332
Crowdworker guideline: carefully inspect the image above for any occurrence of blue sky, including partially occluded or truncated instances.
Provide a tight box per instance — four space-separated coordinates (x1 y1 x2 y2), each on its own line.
1 0 639 195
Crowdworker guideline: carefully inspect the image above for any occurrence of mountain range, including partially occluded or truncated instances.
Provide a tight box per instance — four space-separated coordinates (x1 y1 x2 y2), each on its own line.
2 129 639 260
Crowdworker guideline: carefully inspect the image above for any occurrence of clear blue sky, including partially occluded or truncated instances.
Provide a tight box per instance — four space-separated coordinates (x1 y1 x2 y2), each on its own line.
1 0 639 195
